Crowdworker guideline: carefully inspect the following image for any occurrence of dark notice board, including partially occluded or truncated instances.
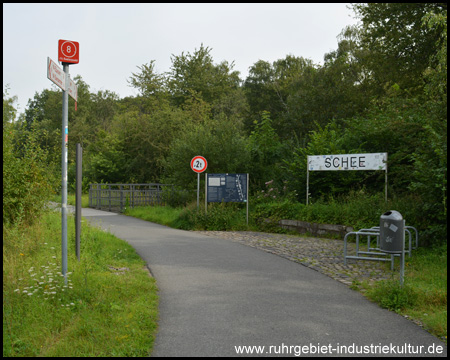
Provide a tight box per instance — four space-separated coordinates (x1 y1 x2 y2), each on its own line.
207 174 248 202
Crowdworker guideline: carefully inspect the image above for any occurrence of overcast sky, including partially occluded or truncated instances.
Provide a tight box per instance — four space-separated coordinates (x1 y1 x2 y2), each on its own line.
3 3 359 116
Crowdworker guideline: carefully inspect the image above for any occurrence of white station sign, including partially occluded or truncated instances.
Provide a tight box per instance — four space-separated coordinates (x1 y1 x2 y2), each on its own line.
308 153 387 171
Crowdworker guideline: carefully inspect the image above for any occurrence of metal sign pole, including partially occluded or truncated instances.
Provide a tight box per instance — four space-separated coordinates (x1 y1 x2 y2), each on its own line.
61 64 69 285
205 173 208 214
385 153 388 202
75 143 82 261
197 172 200 210
306 167 310 205
400 219 405 286
246 173 249 226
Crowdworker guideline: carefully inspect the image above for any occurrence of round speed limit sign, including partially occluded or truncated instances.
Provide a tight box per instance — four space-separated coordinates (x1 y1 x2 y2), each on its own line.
191 156 207 173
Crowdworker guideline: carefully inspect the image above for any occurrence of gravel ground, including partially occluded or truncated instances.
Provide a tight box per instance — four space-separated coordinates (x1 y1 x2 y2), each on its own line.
194 230 401 290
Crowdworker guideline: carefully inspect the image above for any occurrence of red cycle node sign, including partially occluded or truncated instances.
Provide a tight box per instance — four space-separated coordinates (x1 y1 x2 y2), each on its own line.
191 156 208 173
58 39 79 64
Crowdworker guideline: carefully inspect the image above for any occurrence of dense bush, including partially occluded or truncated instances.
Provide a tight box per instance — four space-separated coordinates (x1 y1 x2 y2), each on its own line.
3 92 57 226
177 202 248 231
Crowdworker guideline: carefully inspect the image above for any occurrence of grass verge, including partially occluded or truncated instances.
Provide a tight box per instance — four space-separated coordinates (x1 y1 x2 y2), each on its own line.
3 210 158 357
362 244 447 343
124 205 183 228
52 193 90 208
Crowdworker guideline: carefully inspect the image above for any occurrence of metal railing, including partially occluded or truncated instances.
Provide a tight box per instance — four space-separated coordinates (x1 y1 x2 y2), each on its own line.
88 183 194 212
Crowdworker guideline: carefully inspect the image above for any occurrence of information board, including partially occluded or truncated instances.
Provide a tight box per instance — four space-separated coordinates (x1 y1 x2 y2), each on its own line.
207 173 248 202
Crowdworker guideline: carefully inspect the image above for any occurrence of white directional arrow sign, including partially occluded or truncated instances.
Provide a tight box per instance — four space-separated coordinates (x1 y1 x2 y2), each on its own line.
47 57 66 91
67 77 78 102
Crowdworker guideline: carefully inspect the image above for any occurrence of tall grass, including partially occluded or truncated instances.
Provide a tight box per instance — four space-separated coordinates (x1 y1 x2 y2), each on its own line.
364 243 447 341
124 205 183 227
125 202 252 231
3 209 158 357
52 193 90 208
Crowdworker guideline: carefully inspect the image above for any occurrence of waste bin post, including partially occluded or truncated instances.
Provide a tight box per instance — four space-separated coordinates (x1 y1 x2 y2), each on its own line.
379 210 405 286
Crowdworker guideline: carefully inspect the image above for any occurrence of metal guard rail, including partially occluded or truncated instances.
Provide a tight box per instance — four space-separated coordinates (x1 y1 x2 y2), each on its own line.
88 183 192 212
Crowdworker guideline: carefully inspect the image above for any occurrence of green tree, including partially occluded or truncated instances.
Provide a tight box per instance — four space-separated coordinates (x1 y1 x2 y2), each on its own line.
243 59 277 130
111 105 186 183
351 3 447 96
83 129 126 183
3 86 17 124
247 111 290 190
128 60 167 98
167 44 241 107
409 10 447 242
3 89 56 225
127 61 170 113
162 113 250 189
244 55 324 141
22 89 62 161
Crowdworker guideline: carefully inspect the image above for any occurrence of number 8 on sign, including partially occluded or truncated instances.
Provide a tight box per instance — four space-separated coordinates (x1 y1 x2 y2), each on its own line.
191 156 207 173
58 39 80 64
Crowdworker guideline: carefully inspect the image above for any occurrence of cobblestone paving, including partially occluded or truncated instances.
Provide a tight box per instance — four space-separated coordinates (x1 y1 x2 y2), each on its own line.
195 230 401 290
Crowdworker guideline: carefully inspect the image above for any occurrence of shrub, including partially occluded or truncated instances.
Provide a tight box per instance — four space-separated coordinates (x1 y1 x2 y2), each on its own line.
3 120 56 226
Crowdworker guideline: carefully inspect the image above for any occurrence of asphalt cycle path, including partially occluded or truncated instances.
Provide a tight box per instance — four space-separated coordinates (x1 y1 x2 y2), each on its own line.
81 207 447 357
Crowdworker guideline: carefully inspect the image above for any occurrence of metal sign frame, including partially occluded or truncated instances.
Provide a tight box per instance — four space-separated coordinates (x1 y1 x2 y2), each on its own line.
306 153 388 205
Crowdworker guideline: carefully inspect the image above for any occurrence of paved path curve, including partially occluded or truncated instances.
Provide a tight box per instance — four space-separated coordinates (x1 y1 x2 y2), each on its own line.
82 208 446 357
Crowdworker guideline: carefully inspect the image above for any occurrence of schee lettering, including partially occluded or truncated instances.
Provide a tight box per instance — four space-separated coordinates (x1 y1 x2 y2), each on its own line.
324 156 366 169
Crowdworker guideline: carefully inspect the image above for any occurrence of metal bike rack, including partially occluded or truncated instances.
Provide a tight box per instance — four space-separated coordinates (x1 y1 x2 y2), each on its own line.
343 226 417 266
343 211 419 287
344 230 398 269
